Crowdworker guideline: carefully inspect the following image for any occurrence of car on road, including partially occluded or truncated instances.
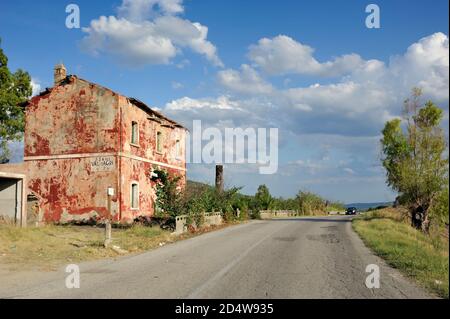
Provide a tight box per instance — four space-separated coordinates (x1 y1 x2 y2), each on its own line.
345 207 358 215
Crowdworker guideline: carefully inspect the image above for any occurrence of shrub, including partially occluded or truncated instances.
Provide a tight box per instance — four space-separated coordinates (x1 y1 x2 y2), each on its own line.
223 209 236 223
430 187 449 228
296 191 327 215
188 211 205 229
152 168 186 220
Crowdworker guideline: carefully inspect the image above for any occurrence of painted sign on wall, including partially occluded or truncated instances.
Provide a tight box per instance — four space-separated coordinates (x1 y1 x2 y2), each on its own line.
90 156 115 172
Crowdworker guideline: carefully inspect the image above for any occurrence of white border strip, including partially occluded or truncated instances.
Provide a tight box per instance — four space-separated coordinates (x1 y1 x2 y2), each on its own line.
24 153 115 160
119 153 186 171
24 152 186 172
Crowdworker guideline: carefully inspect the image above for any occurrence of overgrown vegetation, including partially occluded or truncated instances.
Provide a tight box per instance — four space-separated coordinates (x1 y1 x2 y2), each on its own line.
381 88 449 233
152 166 344 226
353 208 449 298
151 168 243 228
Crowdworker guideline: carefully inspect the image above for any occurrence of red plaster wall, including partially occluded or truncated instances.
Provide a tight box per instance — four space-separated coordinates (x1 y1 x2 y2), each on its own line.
118 96 186 221
24 77 120 222
25 78 120 157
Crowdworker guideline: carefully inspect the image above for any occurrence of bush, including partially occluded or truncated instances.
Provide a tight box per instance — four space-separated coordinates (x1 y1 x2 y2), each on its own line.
238 206 249 221
223 209 236 223
430 187 449 228
296 191 327 215
187 211 205 229
152 168 186 220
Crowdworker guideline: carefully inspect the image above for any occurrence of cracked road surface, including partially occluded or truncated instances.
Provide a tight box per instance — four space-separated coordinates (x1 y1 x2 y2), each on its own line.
0 216 434 298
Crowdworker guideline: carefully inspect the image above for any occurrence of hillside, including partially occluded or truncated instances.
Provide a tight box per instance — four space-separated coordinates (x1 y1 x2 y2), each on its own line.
345 202 393 211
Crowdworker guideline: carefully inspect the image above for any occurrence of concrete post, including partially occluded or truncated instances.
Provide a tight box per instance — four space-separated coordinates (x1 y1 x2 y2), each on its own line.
104 187 113 248
104 220 112 248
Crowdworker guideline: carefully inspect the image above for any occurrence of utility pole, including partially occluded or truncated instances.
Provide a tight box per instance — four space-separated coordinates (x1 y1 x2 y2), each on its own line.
215 165 224 193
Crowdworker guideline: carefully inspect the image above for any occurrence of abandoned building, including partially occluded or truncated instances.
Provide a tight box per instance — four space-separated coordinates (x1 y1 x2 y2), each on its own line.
0 64 187 225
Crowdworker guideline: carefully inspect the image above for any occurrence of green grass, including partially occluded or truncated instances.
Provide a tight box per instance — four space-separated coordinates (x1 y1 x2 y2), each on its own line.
0 224 175 271
353 209 449 298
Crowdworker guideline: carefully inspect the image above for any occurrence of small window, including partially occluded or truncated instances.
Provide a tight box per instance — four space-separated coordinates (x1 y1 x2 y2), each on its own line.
175 139 181 158
131 183 139 209
156 131 163 153
131 122 139 145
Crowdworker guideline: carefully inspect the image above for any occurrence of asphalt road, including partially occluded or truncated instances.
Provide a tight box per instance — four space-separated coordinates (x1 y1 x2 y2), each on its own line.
0 216 433 299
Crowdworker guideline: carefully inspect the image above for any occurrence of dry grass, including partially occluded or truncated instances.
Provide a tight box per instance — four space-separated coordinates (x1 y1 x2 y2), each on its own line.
354 208 449 298
0 222 235 272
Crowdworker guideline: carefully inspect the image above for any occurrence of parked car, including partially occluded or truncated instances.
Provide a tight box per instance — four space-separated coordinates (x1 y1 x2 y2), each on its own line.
345 207 358 215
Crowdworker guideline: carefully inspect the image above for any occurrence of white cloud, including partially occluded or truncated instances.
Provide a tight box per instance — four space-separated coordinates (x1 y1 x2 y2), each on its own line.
217 64 273 95
343 168 356 175
81 0 222 67
289 159 325 175
81 16 176 65
166 95 242 111
388 32 449 102
31 78 41 96
118 0 184 22
176 59 190 69
171 81 184 89
248 35 364 77
161 33 448 200
208 33 448 137
163 95 281 131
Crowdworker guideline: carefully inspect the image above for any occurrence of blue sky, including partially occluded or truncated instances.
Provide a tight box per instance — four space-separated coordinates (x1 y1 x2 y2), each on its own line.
1 0 449 203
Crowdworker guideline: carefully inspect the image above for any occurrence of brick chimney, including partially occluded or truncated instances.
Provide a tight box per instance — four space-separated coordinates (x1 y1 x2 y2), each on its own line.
54 63 67 85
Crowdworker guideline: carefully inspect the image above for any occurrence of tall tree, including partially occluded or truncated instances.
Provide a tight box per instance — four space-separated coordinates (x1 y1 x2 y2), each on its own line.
0 38 32 162
381 88 448 232
254 184 272 210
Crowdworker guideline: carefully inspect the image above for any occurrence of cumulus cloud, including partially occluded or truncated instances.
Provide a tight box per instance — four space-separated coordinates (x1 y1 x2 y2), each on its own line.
162 33 448 201
208 33 448 137
217 64 273 95
166 95 243 112
81 0 222 67
164 95 261 129
165 92 289 129
118 0 184 22
248 35 364 77
31 78 41 96
388 32 449 102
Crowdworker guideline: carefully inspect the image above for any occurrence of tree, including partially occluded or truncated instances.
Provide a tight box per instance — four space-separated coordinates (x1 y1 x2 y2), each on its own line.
254 184 272 211
151 169 185 219
381 88 448 232
0 38 32 162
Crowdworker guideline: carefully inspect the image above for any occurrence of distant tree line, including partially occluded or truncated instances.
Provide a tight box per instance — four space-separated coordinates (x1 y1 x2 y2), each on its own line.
151 170 345 227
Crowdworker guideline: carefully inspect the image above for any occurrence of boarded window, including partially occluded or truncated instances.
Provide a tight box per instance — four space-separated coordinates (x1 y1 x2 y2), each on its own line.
131 183 139 209
156 131 162 152
131 122 139 144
